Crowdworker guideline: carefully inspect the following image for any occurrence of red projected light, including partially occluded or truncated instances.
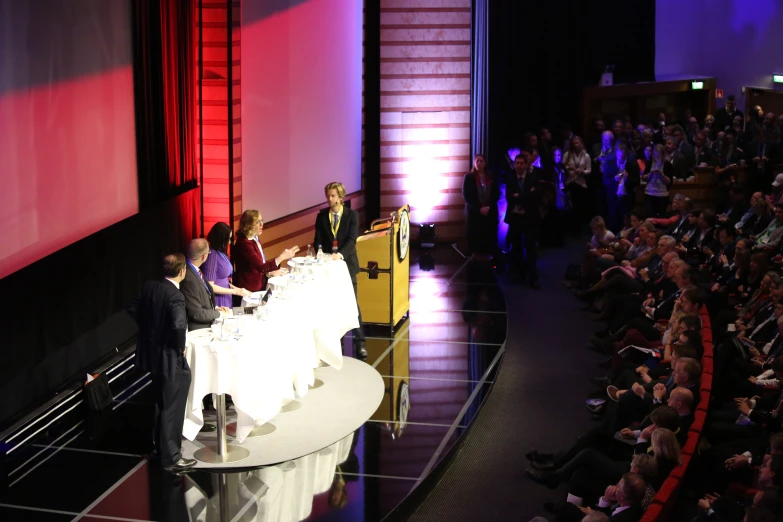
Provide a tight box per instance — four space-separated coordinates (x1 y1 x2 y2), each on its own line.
0 67 138 279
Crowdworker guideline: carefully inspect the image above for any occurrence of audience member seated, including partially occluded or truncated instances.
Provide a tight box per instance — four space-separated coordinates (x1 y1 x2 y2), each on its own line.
232 209 299 296
180 238 230 331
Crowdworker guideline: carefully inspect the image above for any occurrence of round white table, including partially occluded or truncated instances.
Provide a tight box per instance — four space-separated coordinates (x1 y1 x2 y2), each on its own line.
183 259 359 463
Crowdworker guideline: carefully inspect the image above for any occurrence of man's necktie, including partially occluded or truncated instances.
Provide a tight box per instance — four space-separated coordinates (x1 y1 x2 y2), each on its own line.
332 212 339 233
197 268 210 294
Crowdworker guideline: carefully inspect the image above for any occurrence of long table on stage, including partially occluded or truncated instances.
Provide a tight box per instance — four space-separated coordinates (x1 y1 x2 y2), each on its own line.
182 259 359 463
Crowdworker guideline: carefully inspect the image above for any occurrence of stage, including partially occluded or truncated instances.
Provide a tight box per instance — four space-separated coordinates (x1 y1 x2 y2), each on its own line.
0 247 506 521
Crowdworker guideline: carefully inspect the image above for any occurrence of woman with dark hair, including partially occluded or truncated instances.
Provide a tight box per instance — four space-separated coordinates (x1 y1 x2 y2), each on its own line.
462 153 500 256
202 222 251 308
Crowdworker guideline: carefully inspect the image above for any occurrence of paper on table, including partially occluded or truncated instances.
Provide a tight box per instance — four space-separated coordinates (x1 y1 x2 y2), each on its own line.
613 431 638 445
618 345 660 357
727 324 736 332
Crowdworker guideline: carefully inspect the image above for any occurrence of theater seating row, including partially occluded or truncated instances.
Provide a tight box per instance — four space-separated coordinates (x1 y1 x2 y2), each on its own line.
639 305 713 521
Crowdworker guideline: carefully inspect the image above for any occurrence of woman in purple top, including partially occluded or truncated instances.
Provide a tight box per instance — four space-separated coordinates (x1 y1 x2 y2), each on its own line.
202 222 250 307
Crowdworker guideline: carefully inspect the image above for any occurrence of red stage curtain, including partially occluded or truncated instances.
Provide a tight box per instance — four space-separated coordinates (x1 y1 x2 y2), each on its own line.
132 0 200 240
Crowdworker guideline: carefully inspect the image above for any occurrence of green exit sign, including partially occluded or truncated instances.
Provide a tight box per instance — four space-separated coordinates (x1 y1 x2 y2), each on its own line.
691 81 704 90
774 74 783 84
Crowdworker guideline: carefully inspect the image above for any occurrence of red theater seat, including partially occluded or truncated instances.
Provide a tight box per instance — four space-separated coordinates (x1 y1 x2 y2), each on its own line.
682 435 699 456
639 502 663 522
701 357 714 375
698 390 711 411
690 410 707 433
700 374 713 391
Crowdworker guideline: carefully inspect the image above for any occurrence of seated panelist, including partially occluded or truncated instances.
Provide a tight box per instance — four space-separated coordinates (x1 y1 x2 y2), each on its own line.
180 238 231 331
233 209 299 293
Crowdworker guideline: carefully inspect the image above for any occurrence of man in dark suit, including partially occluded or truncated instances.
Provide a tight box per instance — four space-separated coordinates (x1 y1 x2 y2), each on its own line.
505 153 542 288
180 239 230 332
693 131 714 167
555 473 646 522
747 127 780 192
715 95 744 132
603 143 639 233
314 182 366 359
126 254 196 472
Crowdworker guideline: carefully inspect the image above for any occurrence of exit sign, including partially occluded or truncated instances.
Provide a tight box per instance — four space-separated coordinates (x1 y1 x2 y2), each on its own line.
716 88 724 98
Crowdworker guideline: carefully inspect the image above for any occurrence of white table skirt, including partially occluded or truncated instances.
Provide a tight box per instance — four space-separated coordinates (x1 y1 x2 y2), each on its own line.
183 259 358 443
184 433 354 522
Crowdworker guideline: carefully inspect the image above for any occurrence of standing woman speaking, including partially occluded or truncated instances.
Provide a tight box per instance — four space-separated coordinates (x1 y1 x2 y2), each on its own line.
462 153 500 257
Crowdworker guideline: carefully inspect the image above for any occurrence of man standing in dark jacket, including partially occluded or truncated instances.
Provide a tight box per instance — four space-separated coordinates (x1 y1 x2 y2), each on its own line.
127 254 196 472
505 153 542 288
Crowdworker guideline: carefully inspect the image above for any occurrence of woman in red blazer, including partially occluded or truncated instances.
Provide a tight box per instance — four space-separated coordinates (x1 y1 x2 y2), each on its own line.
232 209 299 292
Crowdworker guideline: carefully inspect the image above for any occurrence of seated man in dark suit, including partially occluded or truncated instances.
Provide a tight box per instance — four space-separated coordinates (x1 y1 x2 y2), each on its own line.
180 238 230 331
126 254 195 472
556 472 646 522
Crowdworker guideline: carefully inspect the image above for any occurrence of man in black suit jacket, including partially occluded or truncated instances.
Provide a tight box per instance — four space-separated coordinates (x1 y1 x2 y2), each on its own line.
180 239 230 332
314 182 366 358
556 472 646 522
126 254 196 472
504 153 542 288
715 95 744 132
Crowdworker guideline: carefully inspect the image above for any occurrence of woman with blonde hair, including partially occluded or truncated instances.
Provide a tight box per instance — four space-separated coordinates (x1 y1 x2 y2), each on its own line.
232 209 299 295
563 135 592 226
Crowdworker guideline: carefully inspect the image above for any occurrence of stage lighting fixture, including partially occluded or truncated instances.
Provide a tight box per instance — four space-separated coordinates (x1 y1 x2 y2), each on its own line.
691 81 704 90
419 223 435 248
418 250 435 272
774 74 783 84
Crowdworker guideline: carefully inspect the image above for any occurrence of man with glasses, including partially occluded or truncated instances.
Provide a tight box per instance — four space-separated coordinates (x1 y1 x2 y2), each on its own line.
180 238 231 332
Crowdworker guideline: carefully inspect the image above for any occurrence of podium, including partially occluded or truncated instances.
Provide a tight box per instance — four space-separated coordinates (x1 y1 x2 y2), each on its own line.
356 205 410 330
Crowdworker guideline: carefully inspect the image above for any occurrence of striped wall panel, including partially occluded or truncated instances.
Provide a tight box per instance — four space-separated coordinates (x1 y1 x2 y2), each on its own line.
198 1 241 237
379 0 471 243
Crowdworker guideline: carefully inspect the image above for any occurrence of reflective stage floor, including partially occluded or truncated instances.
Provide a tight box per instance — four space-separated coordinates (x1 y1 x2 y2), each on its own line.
0 247 506 522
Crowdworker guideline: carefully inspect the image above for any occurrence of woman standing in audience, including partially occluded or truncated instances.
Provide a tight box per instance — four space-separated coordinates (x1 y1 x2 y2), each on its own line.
202 222 251 308
550 147 569 212
642 144 672 218
638 144 652 178
462 153 500 257
563 136 591 227
233 209 299 297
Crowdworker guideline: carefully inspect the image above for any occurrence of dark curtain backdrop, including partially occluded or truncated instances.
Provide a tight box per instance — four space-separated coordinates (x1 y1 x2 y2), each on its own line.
0 0 200 426
134 0 198 207
486 0 655 170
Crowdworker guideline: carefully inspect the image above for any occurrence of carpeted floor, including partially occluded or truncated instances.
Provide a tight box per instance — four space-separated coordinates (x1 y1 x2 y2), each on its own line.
406 239 609 521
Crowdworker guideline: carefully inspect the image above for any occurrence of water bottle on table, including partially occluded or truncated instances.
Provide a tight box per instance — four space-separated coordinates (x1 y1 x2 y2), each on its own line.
316 244 324 262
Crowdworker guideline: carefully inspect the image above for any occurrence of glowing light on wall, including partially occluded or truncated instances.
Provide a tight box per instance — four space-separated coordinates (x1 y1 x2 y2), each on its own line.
400 112 451 224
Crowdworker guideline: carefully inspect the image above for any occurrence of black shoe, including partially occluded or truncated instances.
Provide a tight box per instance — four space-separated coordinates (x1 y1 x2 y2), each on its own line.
163 458 197 473
354 343 368 359
525 449 554 464
594 328 611 339
200 423 217 433
525 467 560 488
532 460 557 471
597 357 613 369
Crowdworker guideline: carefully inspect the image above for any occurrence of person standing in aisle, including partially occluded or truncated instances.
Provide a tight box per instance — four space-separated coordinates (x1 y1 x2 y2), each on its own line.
313 182 367 359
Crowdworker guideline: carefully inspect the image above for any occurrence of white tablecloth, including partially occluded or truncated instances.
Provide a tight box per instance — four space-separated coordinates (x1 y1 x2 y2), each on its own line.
183 260 359 443
184 433 354 522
